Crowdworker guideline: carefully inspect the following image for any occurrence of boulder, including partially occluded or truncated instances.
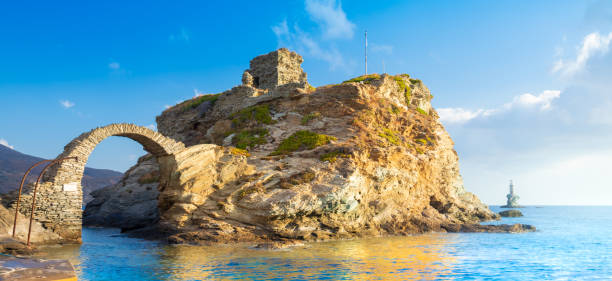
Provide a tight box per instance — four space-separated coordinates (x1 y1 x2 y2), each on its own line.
499 209 524 217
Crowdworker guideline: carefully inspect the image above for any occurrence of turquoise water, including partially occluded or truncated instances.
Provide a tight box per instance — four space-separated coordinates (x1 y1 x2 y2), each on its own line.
36 206 612 280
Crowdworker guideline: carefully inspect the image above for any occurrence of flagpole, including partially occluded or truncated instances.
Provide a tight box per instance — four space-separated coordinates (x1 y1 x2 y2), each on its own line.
365 30 368 75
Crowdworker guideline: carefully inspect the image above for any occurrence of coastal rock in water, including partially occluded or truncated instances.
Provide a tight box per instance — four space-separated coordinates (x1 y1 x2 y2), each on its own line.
83 155 160 230
86 49 512 244
443 223 535 233
499 209 523 217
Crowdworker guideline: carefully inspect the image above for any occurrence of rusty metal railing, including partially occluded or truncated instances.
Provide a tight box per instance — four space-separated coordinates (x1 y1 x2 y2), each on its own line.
12 160 52 238
12 157 77 246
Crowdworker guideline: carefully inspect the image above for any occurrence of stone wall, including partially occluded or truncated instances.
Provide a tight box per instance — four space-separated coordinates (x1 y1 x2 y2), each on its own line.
243 48 307 90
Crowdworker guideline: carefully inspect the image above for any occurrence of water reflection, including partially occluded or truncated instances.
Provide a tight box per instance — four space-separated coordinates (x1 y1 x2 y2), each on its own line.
35 228 457 280
32 207 612 280
158 234 456 280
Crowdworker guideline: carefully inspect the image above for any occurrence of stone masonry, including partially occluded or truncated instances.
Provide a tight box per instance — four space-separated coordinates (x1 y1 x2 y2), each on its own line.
242 48 307 90
12 123 185 243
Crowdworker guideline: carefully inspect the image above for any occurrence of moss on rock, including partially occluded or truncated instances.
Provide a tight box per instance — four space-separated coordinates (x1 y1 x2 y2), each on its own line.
230 147 251 157
393 76 412 105
301 112 322 125
416 107 428 115
271 130 336 155
232 128 269 150
230 105 275 127
320 150 351 163
342 74 381 84
378 128 400 145
180 93 220 112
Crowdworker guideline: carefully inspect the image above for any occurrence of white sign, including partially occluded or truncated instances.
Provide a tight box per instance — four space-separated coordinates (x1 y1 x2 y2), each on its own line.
63 182 78 192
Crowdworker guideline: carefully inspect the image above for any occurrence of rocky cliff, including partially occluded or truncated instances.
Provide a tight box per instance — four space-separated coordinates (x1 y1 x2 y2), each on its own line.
86 49 529 245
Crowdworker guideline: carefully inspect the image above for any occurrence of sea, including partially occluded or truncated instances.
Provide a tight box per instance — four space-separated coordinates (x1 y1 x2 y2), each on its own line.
35 206 612 280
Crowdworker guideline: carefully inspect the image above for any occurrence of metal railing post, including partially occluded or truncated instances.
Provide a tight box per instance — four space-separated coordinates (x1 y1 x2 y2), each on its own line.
26 156 77 246
12 160 52 238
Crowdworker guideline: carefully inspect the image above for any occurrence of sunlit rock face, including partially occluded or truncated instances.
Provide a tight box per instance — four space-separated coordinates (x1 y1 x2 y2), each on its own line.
86 49 505 244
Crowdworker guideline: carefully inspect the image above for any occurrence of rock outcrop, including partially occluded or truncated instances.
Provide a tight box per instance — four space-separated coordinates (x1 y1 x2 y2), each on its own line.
85 48 533 244
499 209 523 217
0 204 61 244
83 155 160 230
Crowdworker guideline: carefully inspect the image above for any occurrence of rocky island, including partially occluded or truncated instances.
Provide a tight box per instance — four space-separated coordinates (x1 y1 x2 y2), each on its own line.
83 49 534 245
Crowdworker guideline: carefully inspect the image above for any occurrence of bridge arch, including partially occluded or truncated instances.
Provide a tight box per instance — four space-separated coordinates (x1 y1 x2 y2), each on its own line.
44 123 184 186
17 123 185 243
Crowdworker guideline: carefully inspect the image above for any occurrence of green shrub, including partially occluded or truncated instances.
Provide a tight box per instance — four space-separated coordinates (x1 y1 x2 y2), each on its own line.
181 93 220 112
271 130 336 155
232 128 269 150
320 150 351 163
230 105 275 127
416 107 428 115
230 147 250 157
342 74 381 84
239 184 263 200
388 105 401 115
301 112 322 125
415 138 428 145
394 76 412 105
378 128 400 145
409 78 422 85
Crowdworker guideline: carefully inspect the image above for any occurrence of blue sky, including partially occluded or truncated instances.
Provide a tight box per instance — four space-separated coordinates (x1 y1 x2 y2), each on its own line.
1 0 612 205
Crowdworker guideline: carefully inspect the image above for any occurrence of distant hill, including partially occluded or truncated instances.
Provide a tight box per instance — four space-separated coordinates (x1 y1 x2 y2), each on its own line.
0 144 123 203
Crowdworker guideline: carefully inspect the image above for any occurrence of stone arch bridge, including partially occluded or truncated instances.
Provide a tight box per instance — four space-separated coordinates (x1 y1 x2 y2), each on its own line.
14 124 185 243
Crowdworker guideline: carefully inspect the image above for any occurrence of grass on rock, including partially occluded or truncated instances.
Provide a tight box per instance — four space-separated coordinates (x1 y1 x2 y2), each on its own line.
230 105 275 127
393 76 412 105
271 130 336 155
320 150 351 163
342 74 381 84
378 128 400 145
181 94 220 112
301 112 322 125
409 78 422 85
230 147 250 157
232 128 269 150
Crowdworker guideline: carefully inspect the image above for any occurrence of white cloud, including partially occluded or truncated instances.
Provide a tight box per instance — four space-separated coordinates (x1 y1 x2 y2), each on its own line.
305 0 355 39
193 88 204 97
552 31 612 76
60 100 75 109
272 18 353 71
0 139 14 149
370 43 393 55
271 1 360 71
438 108 490 124
507 90 561 111
146 124 157 131
169 28 190 42
272 20 289 38
296 32 347 70
273 21 349 71
108 62 120 70
438 90 561 124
